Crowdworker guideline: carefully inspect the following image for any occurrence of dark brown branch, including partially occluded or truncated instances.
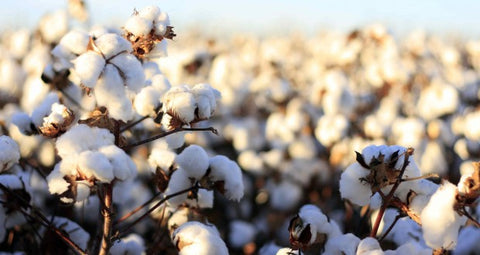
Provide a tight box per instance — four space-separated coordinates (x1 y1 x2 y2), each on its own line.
99 184 113 255
122 127 218 149
462 207 480 228
379 214 401 242
120 115 149 133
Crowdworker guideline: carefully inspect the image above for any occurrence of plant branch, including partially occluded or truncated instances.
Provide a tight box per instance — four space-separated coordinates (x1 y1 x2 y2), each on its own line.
390 197 422 225
379 214 401 242
462 207 480 228
117 185 199 235
370 148 414 237
115 190 163 224
122 127 218 149
99 184 114 255
120 115 149 133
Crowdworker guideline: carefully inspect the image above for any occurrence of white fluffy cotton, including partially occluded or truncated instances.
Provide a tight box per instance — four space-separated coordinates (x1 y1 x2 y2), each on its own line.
175 145 209 179
0 136 20 172
421 181 467 250
172 221 228 255
208 155 244 201
73 51 106 88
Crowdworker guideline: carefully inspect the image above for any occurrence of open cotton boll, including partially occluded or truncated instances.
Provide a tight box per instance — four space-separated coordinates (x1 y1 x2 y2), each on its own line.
49 217 90 250
421 181 467 250
73 51 105 88
148 147 176 173
417 81 459 120
191 83 220 119
134 86 162 116
175 145 209 179
356 237 384 255
0 136 20 172
323 233 360 255
229 220 257 248
47 165 70 195
339 163 372 206
56 124 114 158
42 103 70 125
165 169 191 208
268 179 302 211
51 30 89 69
93 33 132 59
77 151 114 183
165 132 186 149
94 64 134 121
108 53 145 93
98 145 137 181
138 6 161 21
208 155 244 201
162 85 196 125
38 10 68 43
172 221 228 255
315 114 348 147
110 233 146 255
186 189 214 208
125 15 153 37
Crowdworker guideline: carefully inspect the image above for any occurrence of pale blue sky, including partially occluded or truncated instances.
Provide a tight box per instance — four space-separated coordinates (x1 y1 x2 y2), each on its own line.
1 0 480 38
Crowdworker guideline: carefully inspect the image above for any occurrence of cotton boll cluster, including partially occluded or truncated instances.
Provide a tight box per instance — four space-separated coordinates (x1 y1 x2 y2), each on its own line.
134 73 171 117
46 124 136 203
161 83 220 129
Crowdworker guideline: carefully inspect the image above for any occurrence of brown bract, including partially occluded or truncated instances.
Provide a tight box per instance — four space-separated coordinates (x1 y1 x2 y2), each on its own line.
39 107 75 138
455 162 480 212
356 150 402 194
125 26 176 60
78 107 127 146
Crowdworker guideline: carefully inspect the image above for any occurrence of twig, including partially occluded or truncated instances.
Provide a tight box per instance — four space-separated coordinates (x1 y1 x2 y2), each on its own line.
115 191 163 224
390 197 422 225
99 184 114 255
122 127 218 149
120 115 149 133
379 214 402 242
118 185 199 235
370 148 414 237
462 207 480 228
401 173 439 182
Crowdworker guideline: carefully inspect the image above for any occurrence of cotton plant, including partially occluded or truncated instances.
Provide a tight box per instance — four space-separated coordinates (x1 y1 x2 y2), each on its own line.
171 221 228 255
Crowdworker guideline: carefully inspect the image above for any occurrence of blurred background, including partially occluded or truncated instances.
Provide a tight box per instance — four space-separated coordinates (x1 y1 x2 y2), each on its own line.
2 0 480 38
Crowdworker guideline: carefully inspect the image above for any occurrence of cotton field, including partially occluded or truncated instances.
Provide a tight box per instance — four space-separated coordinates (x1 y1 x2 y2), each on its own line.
0 1 479 255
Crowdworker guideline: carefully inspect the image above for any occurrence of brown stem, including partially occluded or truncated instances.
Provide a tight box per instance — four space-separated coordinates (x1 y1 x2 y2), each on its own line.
390 197 422 225
118 185 199 235
122 127 218 149
370 148 414 237
120 115 149 133
462 207 480 228
99 184 114 255
379 214 401 242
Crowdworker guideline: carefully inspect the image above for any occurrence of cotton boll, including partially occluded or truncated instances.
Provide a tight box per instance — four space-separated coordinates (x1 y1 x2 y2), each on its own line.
125 15 153 37
176 145 209 179
165 169 192 208
268 180 302 211
73 51 105 88
162 85 196 125
110 233 145 255
172 221 228 255
421 181 467 250
98 145 137 181
38 10 68 43
134 86 162 116
208 155 244 201
229 220 256 248
52 30 89 69
238 150 264 175
315 114 348 147
47 165 70 195
94 64 134 121
56 124 114 158
77 151 114 183
94 33 132 59
191 83 220 119
138 6 161 21
165 132 186 149
0 136 20 172
356 237 383 255
323 233 360 255
108 53 145 93
339 163 372 206
148 147 176 174
417 80 459 121
30 92 59 127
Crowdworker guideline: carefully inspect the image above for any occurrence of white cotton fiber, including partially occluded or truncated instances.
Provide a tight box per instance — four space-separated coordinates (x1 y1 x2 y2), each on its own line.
162 85 196 124
148 147 177 173
421 181 467 250
77 151 114 183
0 136 20 172
339 162 372 206
94 33 132 59
165 169 191 208
108 53 145 93
208 155 244 201
172 221 228 255
176 145 209 179
134 86 162 116
138 6 161 21
125 15 152 36
73 51 105 88
98 145 137 181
